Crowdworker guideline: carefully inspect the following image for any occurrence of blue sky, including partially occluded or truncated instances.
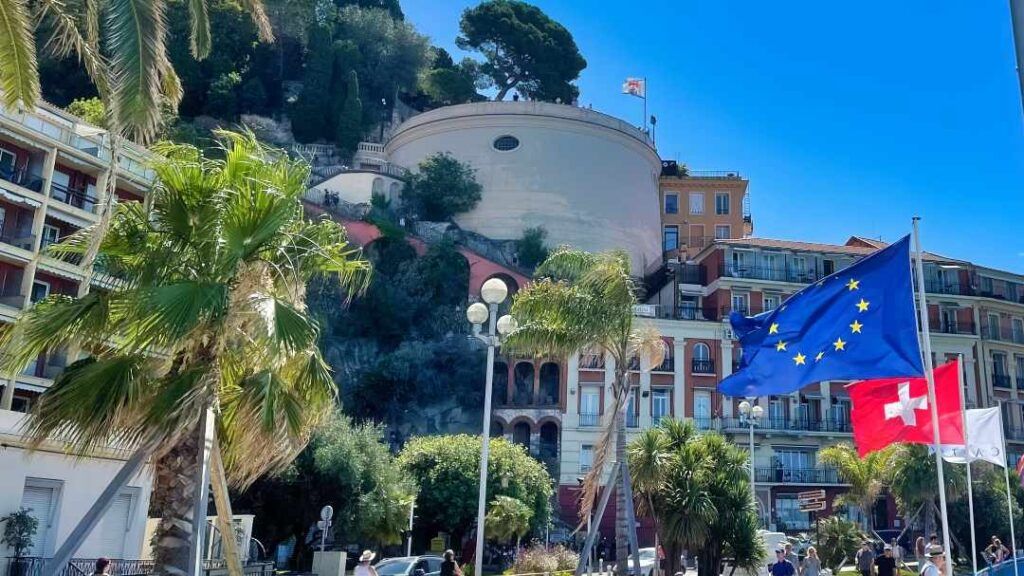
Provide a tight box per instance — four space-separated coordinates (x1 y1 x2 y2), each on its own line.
403 1 1024 273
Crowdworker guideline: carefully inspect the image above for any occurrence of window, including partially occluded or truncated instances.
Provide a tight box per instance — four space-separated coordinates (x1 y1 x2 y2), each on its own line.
763 253 780 280
664 193 678 214
652 389 670 423
994 353 1009 376
693 343 710 361
83 490 136 557
775 448 812 471
493 135 520 151
1017 356 1024 385
626 388 638 427
692 343 713 375
731 292 749 315
981 276 994 294
715 225 731 239
0 147 16 176
791 256 807 278
768 397 786 423
989 313 1002 340
715 192 730 215
688 192 704 215
731 250 749 276
763 295 780 313
31 280 50 303
580 387 600 426
41 224 60 249
663 225 679 252
775 496 810 530
831 399 851 424
694 391 712 427
1013 318 1024 343
580 444 594 472
823 259 835 276
21 478 63 556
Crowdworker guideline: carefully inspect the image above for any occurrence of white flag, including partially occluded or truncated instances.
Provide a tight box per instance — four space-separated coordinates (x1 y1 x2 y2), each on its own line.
939 407 1006 467
622 78 646 98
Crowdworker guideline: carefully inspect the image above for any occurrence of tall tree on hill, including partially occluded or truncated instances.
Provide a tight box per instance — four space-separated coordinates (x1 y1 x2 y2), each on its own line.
291 25 335 142
504 248 665 576
336 70 363 154
457 0 586 102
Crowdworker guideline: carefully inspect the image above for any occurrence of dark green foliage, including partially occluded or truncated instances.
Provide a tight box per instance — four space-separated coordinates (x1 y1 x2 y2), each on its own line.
240 78 269 114
232 412 411 562
516 226 549 269
66 98 107 127
816 516 862 572
205 72 242 119
290 25 335 142
1 508 38 558
336 0 404 20
457 0 586 102
949 463 1017 559
403 153 483 221
398 434 552 548
418 47 482 107
335 71 363 154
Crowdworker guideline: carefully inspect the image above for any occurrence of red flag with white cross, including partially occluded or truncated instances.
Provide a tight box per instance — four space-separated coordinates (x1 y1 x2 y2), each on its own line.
849 359 965 457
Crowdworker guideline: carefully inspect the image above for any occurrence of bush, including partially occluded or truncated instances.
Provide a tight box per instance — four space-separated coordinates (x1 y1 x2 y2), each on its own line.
205 72 242 119
510 544 579 574
816 516 863 572
66 97 106 127
1 508 39 558
516 226 549 269
403 153 482 221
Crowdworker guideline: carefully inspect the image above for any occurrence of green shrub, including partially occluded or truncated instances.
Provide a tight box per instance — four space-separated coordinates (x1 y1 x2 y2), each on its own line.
510 544 579 574
1 508 39 558
816 516 863 572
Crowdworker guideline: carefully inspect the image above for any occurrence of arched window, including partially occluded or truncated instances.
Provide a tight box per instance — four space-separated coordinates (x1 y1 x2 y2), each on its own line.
539 422 559 458
389 181 401 199
514 362 534 405
512 422 531 448
371 177 384 197
491 421 504 438
692 343 714 375
539 362 560 405
693 343 710 360
493 361 509 405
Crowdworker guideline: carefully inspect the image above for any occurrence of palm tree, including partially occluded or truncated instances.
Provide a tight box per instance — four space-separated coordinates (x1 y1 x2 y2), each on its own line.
887 443 966 543
485 495 534 549
505 248 664 575
819 443 894 535
0 131 369 575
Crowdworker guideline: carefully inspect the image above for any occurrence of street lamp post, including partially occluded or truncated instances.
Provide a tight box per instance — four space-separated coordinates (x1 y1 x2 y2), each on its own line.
467 278 518 576
738 400 763 524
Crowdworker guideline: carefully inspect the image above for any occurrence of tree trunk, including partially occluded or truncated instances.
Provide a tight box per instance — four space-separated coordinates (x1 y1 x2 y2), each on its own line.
150 422 205 576
615 383 629 576
665 541 682 576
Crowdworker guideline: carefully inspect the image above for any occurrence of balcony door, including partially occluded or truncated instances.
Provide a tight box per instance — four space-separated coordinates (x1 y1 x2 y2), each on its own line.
21 479 62 557
694 391 711 428
580 387 600 425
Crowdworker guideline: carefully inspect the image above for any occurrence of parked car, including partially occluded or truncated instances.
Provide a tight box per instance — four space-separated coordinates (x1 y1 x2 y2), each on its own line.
625 547 659 576
374 556 445 576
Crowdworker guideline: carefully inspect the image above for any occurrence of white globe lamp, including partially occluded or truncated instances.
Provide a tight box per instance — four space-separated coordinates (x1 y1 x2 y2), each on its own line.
480 278 509 305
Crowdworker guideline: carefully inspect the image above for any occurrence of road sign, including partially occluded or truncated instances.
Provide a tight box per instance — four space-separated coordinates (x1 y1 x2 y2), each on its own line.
799 501 826 513
797 489 825 500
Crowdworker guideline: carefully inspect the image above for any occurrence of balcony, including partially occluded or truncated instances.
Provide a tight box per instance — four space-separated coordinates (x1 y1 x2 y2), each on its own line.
719 264 821 285
673 263 706 285
580 413 600 427
1017 377 1024 390
691 358 716 375
755 467 842 484
1006 426 1024 442
0 230 35 251
50 182 98 213
932 319 976 336
721 417 853 434
923 280 974 296
994 374 1012 389
0 165 44 193
676 306 722 322
692 417 717 431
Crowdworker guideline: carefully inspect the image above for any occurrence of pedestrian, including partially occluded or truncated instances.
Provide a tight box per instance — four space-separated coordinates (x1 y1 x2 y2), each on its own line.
875 545 896 576
770 548 796 576
441 550 462 576
929 534 939 548
920 545 945 576
784 543 799 570
93 558 111 576
855 541 875 576
915 537 926 560
985 537 1010 564
356 550 378 576
800 547 820 576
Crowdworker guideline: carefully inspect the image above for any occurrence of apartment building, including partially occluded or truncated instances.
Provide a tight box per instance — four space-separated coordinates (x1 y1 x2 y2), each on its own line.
658 161 752 261
0 102 154 565
554 234 1024 539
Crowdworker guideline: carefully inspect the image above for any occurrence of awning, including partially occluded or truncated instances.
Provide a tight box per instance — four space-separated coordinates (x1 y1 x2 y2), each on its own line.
46 205 92 229
38 258 84 281
0 186 41 208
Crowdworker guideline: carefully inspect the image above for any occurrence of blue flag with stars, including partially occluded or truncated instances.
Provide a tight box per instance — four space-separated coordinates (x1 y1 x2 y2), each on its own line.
719 235 924 397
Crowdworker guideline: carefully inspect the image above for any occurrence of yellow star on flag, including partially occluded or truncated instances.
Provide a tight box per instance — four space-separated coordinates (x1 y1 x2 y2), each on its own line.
833 337 846 351
846 278 860 291
856 298 870 312
769 322 779 334
793 352 806 365
776 341 787 352
815 351 825 362
850 320 863 333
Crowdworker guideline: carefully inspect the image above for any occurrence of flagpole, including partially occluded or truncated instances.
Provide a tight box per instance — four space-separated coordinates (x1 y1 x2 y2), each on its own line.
643 77 648 135
911 217 954 576
1000 399 1020 576
958 354 978 576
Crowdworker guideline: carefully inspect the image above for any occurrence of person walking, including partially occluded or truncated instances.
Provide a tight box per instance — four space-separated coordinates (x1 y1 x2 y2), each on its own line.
985 537 1010 564
784 543 799 570
800 547 821 576
915 537 926 561
855 541 875 576
920 545 945 576
356 551 379 576
875 545 896 576
93 558 111 576
770 548 796 576
441 550 462 576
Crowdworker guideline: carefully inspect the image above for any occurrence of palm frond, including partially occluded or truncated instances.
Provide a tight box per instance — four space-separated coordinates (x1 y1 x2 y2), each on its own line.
629 323 665 371
38 0 109 97
0 0 39 107
159 52 182 109
236 0 272 42
0 293 113 375
106 0 166 141
186 0 211 59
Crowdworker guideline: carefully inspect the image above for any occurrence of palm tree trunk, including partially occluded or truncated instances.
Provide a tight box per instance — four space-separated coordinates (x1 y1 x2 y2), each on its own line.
615 384 629 576
150 422 205 576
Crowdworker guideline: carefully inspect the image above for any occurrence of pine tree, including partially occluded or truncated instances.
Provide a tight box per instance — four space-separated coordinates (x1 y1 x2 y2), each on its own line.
335 70 363 155
289 25 334 142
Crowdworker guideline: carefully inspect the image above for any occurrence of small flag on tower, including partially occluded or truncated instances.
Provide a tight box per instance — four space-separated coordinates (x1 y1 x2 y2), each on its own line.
622 78 646 98
719 235 924 397
849 360 964 456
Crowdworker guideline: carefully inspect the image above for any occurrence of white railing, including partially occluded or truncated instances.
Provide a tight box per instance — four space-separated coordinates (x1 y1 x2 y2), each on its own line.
357 141 385 154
